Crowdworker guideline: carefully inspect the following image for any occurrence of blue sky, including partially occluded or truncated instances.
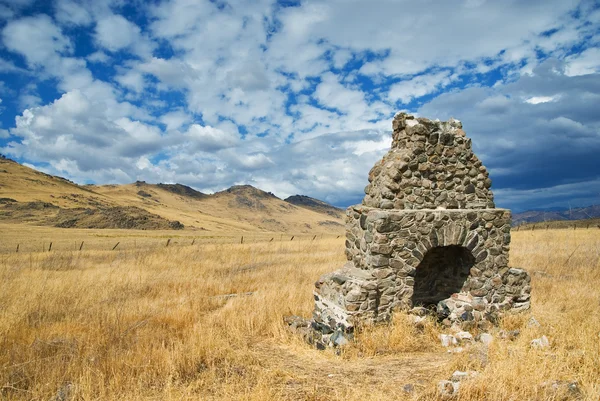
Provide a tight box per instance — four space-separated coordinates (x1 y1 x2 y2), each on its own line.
0 0 599 212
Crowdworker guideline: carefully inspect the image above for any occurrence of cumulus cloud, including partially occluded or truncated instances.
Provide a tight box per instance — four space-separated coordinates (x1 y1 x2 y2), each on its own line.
565 47 600 76
4 88 160 175
388 71 455 104
54 0 92 26
0 0 598 212
86 51 110 64
2 14 71 66
160 110 191 131
184 124 239 151
95 14 153 56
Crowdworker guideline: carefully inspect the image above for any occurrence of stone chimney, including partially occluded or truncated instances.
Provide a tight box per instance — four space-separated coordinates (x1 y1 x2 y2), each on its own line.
363 113 495 210
306 113 531 348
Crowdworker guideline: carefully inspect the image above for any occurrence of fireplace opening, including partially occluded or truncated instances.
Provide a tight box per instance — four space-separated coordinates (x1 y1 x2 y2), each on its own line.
411 245 474 307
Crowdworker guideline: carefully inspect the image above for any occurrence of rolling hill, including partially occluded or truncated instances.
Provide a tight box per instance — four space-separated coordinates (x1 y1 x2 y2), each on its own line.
0 157 344 233
285 194 344 219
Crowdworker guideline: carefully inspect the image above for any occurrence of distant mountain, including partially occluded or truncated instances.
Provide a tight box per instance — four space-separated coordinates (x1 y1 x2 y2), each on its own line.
285 195 344 219
214 185 279 211
513 204 600 225
155 183 207 199
0 158 344 233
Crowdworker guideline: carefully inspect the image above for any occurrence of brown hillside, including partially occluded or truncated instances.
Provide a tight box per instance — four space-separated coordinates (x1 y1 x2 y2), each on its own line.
285 194 344 218
0 158 344 233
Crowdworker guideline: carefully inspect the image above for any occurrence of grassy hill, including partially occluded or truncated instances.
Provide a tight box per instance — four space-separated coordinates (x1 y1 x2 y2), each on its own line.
0 157 344 233
285 194 344 219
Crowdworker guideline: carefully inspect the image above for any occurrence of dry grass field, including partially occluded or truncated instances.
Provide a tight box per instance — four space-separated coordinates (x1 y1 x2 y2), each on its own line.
1 226 599 400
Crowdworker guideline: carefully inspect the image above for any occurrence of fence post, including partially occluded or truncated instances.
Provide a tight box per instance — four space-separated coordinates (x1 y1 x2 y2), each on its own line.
112 242 120 250
79 241 84 251
16 244 19 253
269 237 273 242
48 242 53 252
240 236 244 244
191 238 195 246
290 236 294 241
312 235 316 241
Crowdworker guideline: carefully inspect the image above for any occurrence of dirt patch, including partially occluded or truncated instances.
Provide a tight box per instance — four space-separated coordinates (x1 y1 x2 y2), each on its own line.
253 341 450 399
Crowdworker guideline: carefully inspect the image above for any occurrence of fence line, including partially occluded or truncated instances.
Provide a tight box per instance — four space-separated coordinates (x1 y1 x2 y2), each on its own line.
515 224 600 231
1 233 347 254
6 223 597 254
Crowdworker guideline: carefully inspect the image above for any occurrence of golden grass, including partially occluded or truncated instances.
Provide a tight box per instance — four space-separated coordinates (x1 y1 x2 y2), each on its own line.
1 227 599 400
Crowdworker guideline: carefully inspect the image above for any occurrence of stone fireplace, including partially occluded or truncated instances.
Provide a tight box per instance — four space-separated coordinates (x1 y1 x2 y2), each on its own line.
310 113 531 345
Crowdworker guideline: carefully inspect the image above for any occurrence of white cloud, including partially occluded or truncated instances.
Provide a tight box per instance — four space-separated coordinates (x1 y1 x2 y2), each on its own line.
4 87 160 177
54 0 92 26
19 94 41 109
115 69 145 92
1 14 96 93
565 47 600 76
2 15 71 66
160 110 191 131
0 57 27 73
185 124 239 151
314 72 366 114
95 14 153 56
524 95 561 104
87 51 110 64
1 0 598 212
222 151 274 170
340 135 391 156
0 0 34 20
95 14 139 51
388 71 454 104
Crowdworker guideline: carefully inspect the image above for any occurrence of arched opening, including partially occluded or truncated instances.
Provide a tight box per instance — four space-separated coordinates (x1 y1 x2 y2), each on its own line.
411 245 474 307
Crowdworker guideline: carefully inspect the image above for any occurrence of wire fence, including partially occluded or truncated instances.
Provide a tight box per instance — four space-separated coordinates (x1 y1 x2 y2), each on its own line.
514 223 600 231
3 223 598 254
0 233 344 254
